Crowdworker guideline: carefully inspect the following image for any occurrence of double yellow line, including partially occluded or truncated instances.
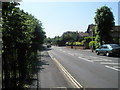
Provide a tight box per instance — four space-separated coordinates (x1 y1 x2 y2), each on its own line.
48 51 84 89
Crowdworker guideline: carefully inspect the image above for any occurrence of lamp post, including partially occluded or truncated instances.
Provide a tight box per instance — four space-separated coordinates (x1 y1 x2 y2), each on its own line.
91 28 94 52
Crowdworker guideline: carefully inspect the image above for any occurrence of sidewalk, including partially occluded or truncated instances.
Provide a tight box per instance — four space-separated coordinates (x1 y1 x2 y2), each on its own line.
30 50 71 88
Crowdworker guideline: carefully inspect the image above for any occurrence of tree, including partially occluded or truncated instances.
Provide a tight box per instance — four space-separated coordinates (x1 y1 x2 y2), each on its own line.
60 31 79 46
94 6 115 45
2 2 45 88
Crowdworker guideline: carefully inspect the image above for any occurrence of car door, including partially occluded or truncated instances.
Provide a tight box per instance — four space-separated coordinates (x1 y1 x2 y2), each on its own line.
102 46 108 54
99 46 105 53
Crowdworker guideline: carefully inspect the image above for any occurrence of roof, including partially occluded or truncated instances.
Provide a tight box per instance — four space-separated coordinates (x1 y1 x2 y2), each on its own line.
87 24 95 33
112 26 120 31
87 24 120 32
79 32 89 37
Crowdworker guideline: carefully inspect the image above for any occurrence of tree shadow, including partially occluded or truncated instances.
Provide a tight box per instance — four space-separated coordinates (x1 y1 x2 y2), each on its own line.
27 50 51 86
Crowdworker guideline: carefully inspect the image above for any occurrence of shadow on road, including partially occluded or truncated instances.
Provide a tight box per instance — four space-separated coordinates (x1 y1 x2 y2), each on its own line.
28 48 52 87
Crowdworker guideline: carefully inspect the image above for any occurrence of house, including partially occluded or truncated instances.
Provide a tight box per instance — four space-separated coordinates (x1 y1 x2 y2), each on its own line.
87 24 95 36
87 24 120 44
79 31 89 39
110 26 120 38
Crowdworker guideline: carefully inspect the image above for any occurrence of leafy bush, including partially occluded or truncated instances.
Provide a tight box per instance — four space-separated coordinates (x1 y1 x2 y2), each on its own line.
81 40 85 46
95 42 101 49
89 41 97 50
67 42 73 46
84 36 93 43
73 42 81 46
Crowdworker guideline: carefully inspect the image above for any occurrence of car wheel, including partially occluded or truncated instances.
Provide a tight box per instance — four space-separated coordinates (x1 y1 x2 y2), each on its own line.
106 52 110 57
96 51 99 55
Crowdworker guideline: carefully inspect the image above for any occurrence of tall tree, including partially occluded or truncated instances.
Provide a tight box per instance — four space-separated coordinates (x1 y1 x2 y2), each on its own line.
61 31 79 45
94 6 115 45
2 2 45 88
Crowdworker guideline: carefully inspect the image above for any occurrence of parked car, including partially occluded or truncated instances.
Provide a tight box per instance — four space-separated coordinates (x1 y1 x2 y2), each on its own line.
47 44 51 48
95 44 120 56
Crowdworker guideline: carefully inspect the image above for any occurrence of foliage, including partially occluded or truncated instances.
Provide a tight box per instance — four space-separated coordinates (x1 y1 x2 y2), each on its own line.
89 41 97 50
48 31 80 46
81 36 94 48
2 2 45 88
66 41 81 46
44 37 52 44
73 42 81 46
84 36 93 43
51 36 61 46
94 6 115 45
67 42 73 46
81 40 85 46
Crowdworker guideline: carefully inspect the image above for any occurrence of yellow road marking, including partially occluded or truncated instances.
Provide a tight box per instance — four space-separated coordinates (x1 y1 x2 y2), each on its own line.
48 51 84 89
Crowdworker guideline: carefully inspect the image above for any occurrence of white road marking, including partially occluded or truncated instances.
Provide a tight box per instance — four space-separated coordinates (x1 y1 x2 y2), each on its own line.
79 54 83 56
112 66 120 69
48 51 83 88
105 65 120 71
75 53 79 55
89 56 98 59
74 53 83 56
92 60 112 62
68 53 74 56
63 51 66 53
78 57 93 63
55 87 67 88
100 62 119 65
89 56 112 61
100 59 112 61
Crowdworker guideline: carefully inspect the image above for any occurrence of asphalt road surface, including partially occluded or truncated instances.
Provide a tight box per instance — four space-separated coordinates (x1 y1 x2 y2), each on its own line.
49 46 119 88
30 50 71 88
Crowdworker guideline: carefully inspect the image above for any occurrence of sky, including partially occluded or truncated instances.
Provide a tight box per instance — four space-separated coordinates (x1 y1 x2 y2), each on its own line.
19 1 119 38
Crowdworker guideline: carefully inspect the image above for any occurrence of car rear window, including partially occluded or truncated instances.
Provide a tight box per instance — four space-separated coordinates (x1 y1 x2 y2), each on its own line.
110 44 120 48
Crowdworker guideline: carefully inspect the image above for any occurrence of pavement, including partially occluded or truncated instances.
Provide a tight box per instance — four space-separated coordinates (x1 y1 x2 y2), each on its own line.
30 49 71 89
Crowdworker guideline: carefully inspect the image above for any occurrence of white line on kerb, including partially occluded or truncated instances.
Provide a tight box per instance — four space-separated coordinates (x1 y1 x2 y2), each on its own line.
105 65 120 71
78 57 93 63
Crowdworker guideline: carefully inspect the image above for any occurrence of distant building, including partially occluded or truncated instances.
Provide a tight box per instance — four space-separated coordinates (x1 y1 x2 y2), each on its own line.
86 24 120 44
79 31 89 39
87 24 95 36
110 26 120 39
79 31 89 37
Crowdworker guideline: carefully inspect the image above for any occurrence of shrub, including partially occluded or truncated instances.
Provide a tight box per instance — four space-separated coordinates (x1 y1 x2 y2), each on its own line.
68 42 73 46
89 41 97 50
81 40 85 46
73 42 81 46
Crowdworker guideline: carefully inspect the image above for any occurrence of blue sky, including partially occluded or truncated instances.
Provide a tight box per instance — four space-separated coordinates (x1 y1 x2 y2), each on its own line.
19 2 118 38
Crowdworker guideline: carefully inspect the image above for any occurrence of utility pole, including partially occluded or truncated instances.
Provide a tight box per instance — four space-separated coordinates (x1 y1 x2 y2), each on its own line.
91 27 94 52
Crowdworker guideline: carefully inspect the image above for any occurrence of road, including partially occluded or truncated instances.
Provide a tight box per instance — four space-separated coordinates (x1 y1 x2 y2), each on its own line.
30 50 71 88
49 46 119 88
